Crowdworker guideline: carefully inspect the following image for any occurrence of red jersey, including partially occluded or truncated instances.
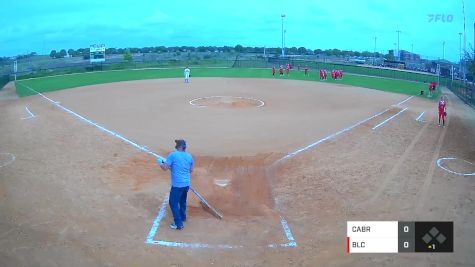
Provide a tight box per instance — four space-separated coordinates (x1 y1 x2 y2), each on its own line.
272 67 276 74
438 100 446 113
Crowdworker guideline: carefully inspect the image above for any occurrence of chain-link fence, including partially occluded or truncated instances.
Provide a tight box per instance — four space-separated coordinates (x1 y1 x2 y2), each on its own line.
0 75 10 89
2 53 473 108
438 77 474 108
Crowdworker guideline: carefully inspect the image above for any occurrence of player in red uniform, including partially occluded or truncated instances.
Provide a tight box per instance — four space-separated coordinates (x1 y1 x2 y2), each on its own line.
339 70 343 79
286 64 290 75
429 81 437 97
323 69 327 80
304 66 309 76
438 97 447 126
272 66 276 77
279 65 284 76
331 70 336 79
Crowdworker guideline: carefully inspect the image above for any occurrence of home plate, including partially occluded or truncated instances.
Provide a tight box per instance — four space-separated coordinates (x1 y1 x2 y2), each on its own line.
214 179 230 188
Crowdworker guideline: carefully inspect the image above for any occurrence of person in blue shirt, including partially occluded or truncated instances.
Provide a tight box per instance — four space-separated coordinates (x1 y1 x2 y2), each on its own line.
159 139 194 230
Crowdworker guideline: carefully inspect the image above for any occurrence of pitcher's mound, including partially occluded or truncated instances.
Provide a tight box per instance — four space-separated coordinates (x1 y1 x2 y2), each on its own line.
189 96 265 108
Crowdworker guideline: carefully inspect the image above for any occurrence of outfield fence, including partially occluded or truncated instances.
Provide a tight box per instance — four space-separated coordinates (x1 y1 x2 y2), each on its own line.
4 54 474 109
0 74 9 89
438 77 474 108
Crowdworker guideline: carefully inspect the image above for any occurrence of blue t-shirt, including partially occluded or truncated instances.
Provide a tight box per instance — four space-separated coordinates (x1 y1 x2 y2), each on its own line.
160 150 194 188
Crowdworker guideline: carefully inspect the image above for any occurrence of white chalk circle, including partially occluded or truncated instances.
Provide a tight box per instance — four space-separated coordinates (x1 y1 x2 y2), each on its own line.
0 153 16 168
436 157 475 176
214 179 230 188
189 96 265 108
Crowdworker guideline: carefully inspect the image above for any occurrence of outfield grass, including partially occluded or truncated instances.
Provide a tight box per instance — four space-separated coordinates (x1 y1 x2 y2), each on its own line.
15 67 439 99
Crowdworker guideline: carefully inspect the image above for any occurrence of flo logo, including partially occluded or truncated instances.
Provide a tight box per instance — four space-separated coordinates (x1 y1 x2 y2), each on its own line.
428 14 454 23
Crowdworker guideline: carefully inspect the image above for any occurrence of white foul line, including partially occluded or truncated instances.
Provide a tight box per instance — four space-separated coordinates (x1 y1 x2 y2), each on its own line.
275 108 391 164
19 82 296 249
395 95 414 106
372 107 408 130
416 111 425 122
274 95 413 164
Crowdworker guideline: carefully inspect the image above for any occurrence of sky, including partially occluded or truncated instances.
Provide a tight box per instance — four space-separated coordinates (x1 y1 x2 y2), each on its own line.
0 0 474 62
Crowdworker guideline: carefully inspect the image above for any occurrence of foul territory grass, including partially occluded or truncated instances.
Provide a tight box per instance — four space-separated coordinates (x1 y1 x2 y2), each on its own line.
15 67 439 99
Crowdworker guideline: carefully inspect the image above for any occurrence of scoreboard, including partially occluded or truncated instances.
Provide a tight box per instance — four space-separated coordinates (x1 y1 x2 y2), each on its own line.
90 44 106 63
347 221 453 253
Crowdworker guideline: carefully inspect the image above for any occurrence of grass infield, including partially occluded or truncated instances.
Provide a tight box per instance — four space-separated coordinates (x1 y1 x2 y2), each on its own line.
15 67 439 99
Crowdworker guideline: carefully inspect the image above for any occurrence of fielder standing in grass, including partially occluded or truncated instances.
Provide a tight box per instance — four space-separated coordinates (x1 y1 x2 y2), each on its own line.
184 66 191 83
159 139 194 230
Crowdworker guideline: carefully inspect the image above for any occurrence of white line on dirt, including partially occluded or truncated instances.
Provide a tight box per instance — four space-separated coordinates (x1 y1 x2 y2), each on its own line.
20 106 37 120
275 108 390 163
372 107 408 130
395 95 414 106
20 82 297 249
416 111 425 121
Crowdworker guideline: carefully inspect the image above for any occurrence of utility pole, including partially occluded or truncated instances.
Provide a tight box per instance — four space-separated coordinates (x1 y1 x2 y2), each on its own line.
281 14 286 57
373 36 377 65
396 30 401 61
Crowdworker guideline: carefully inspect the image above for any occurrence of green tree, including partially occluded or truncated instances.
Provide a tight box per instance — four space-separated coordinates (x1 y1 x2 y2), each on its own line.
297 47 307 55
58 49 67 58
123 50 133 62
234 44 244 53
49 50 57 58
67 49 75 57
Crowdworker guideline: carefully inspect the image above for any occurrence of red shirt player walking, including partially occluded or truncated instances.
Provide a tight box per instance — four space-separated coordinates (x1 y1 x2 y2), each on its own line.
438 97 447 126
286 64 290 75
323 69 327 80
279 65 284 76
272 66 276 77
319 69 324 80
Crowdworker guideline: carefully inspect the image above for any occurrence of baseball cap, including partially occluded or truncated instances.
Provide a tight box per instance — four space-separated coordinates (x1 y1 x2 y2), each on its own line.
175 139 187 149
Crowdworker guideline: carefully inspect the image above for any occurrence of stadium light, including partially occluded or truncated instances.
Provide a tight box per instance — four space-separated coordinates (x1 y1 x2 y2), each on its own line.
396 30 402 61
281 14 286 57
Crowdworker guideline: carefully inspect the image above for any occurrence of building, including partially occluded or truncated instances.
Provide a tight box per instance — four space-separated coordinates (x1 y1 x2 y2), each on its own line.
399 50 421 63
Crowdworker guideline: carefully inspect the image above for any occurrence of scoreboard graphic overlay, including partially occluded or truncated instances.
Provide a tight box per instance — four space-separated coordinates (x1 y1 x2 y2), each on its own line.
347 221 453 253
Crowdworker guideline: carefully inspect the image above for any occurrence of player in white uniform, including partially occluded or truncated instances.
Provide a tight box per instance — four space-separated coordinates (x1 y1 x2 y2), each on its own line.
184 67 190 83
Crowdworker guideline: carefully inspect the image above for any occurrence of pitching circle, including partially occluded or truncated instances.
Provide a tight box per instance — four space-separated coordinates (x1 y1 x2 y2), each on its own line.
436 157 475 176
189 96 265 108
0 153 16 168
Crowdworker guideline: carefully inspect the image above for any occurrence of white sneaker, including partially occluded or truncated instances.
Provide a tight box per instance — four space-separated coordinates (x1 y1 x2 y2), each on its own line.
170 223 184 230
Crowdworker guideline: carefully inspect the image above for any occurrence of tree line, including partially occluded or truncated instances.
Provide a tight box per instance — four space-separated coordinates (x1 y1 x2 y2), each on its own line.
47 45 384 59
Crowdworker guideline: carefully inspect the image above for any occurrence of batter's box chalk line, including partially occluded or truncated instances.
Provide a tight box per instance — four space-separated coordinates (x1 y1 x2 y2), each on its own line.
145 196 297 249
437 157 475 176
20 106 37 120
19 83 296 250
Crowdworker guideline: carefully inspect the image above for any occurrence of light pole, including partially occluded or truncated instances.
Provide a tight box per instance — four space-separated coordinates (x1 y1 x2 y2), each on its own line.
459 32 462 78
442 41 445 60
396 30 401 60
284 29 287 51
393 43 397 59
373 36 377 65
281 14 286 57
